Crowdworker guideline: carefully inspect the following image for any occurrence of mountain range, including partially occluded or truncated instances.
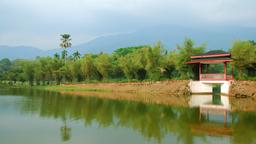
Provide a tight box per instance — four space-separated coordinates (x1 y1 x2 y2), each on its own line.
1 25 255 59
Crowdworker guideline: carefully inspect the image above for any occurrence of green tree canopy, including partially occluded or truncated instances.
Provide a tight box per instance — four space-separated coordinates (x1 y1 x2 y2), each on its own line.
174 38 205 79
230 40 256 79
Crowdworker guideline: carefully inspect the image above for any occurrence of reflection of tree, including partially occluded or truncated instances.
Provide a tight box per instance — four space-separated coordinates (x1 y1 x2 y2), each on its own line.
7 88 256 144
61 118 71 142
176 109 197 144
14 89 216 143
232 112 256 144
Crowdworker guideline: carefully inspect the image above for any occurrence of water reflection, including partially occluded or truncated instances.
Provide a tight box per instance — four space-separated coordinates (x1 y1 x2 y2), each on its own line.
0 87 256 144
61 118 71 142
189 94 231 110
189 94 232 132
0 88 199 143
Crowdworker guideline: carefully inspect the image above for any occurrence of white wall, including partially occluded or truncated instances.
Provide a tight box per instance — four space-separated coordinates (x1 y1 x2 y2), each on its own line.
189 81 212 93
221 81 230 95
189 80 230 95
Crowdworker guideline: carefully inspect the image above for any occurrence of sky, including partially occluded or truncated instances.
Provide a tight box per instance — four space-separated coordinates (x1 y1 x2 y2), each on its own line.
0 0 255 50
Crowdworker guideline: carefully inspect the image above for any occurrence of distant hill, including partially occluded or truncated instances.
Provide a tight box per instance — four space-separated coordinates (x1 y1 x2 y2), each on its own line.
1 25 255 59
0 45 44 59
52 25 256 54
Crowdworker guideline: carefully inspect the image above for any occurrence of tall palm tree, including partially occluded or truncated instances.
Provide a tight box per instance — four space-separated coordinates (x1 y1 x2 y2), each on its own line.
60 34 72 63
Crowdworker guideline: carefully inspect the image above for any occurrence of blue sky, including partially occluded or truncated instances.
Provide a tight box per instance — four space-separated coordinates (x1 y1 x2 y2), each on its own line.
0 0 255 50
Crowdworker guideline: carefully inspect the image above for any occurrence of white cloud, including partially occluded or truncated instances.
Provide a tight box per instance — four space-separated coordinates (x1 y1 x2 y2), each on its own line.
0 0 256 49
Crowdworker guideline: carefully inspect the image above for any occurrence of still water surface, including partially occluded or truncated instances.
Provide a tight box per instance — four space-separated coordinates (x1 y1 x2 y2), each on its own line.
0 87 256 144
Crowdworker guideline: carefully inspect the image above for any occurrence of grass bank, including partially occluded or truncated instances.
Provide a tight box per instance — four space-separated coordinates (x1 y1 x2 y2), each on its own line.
35 85 112 92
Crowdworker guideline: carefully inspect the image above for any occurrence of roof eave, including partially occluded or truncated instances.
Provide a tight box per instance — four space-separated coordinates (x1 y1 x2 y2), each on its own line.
186 59 233 64
191 54 231 59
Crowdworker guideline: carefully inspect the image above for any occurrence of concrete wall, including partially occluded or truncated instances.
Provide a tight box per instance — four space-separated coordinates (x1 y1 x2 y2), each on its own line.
189 80 230 95
220 81 230 95
189 81 212 93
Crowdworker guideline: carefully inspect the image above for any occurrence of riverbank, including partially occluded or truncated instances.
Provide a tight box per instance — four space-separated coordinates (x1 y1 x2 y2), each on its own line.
42 80 256 112
41 80 191 107
229 81 256 112
4 80 256 111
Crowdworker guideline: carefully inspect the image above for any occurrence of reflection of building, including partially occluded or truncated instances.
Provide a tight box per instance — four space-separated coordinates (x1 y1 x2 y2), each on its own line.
190 122 233 136
189 94 232 135
189 95 231 110
189 94 231 125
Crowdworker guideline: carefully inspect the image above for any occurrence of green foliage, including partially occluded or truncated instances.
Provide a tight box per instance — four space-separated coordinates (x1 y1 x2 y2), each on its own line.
145 41 163 80
0 58 11 72
2 38 256 85
174 38 205 79
94 54 112 80
161 51 178 78
68 60 83 82
61 50 68 60
118 46 152 80
72 51 81 61
81 54 99 80
0 58 11 80
113 45 147 57
23 60 35 86
230 40 256 79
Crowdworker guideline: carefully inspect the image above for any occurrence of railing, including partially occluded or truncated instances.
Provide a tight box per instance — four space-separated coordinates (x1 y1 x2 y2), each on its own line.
200 74 234 81
226 75 234 80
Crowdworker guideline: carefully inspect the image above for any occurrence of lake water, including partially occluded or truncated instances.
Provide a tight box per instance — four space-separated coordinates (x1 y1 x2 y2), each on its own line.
0 87 256 144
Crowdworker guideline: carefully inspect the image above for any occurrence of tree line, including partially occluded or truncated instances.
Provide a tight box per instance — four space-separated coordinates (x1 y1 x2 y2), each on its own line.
0 37 255 86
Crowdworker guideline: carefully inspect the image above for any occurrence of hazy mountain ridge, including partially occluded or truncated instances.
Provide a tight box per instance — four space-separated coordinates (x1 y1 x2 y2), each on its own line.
0 45 44 59
1 26 255 59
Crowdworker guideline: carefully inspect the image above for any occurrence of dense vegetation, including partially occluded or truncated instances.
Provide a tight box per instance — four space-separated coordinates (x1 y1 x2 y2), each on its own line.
0 38 255 86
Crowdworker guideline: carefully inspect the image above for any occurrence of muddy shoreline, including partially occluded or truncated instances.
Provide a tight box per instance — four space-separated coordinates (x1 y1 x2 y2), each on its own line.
44 80 256 111
53 80 191 107
229 81 256 112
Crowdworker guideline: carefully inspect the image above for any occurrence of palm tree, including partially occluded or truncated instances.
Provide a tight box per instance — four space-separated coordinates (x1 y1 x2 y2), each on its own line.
60 34 72 63
61 50 68 60
54 53 60 59
72 51 81 61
